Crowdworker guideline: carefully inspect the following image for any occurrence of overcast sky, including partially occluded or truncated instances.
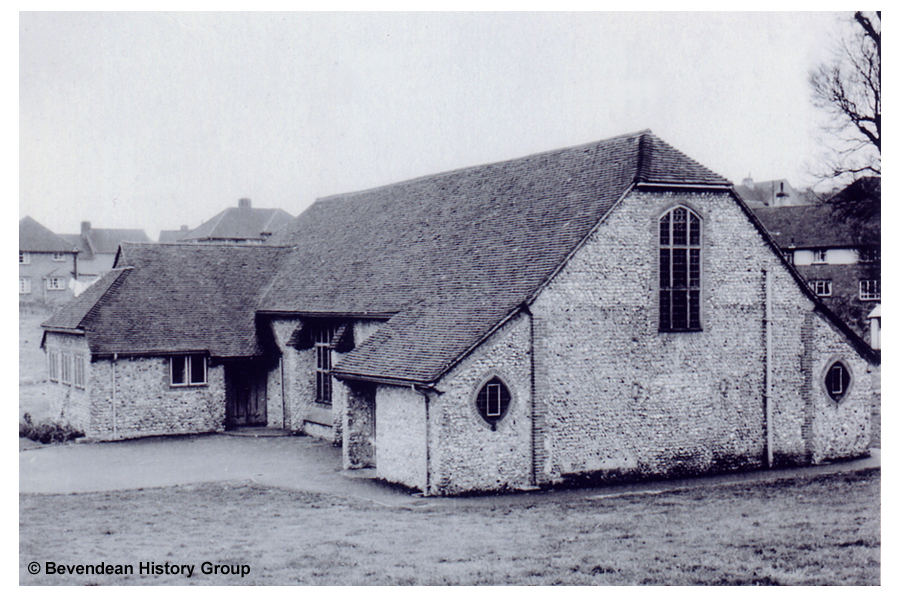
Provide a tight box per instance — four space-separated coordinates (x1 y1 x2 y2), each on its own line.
20 11 845 240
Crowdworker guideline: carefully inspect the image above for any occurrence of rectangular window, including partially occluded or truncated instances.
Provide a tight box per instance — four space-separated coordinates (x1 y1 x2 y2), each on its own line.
812 249 828 264
48 351 60 382
73 355 85 389
830 365 844 396
784 251 794 265
52 253 66 262
170 355 207 386
46 277 66 291
314 324 336 405
859 280 881 301
859 247 880 263
486 384 502 417
811 280 832 297
60 353 72 385
19 251 30 264
19 277 31 294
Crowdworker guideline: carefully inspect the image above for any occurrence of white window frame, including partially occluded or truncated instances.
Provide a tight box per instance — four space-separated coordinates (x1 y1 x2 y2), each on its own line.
48 351 60 382
811 280 832 297
60 353 72 385
314 324 336 405
812 249 828 264
19 251 30 265
824 360 852 402
52 252 66 262
73 355 86 389
858 247 879 263
859 280 881 301
486 383 502 417
170 355 207 387
46 277 66 291
19 277 31 294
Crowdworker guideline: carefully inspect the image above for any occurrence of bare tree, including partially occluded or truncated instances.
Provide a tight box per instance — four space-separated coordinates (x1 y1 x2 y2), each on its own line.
809 11 880 179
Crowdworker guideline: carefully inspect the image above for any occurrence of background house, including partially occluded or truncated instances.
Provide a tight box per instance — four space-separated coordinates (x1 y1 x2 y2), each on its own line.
734 177 817 208
60 221 152 289
42 131 880 496
751 177 881 340
158 225 190 243
19 216 80 305
175 198 293 244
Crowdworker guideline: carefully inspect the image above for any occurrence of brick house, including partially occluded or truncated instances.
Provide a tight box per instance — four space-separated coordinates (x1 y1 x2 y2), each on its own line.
19 216 80 304
42 131 879 495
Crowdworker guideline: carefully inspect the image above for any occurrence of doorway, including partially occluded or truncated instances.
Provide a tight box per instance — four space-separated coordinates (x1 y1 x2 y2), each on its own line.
225 361 269 427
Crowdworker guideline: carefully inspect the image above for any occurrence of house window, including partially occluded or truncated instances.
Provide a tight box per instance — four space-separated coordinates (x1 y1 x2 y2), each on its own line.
825 361 850 402
659 206 702 331
73 355 86 389
859 280 880 301
784 251 794 265
60 353 72 385
48 351 60 382
811 280 832 297
19 277 31 294
19 251 30 264
859 247 880 263
46 277 66 291
170 355 207 386
812 249 828 264
475 377 512 428
52 253 66 262
314 324 336 405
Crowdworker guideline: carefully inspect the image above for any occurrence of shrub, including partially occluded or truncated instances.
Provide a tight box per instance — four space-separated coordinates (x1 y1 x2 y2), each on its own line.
19 412 84 444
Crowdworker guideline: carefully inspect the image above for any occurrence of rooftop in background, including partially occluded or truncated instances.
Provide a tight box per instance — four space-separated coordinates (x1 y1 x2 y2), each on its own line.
19 216 79 253
734 177 818 208
178 198 294 243
158 225 191 244
61 221 153 257
751 177 880 249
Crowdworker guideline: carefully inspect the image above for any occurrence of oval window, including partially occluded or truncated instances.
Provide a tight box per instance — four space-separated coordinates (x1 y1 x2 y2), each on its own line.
825 361 851 402
475 377 512 428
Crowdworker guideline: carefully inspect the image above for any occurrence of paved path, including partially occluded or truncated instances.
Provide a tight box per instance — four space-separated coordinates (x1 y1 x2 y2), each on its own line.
19 433 880 509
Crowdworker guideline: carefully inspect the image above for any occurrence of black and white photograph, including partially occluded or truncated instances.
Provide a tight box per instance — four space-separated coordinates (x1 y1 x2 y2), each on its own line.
19 11 881 585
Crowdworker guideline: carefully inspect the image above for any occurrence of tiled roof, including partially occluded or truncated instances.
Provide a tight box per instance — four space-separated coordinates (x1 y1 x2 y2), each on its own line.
19 217 78 253
263 130 731 383
44 244 292 358
752 204 880 249
180 207 294 242
61 229 153 256
42 268 130 332
85 228 152 254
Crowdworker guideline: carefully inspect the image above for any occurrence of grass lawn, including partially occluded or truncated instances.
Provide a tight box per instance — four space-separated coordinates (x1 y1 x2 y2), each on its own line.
20 469 879 585
19 307 53 422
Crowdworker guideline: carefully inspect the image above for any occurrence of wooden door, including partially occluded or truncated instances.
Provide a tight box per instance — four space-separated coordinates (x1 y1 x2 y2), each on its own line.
226 362 268 427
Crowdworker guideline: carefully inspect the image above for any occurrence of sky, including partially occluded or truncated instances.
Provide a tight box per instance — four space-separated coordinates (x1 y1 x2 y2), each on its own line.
19 11 847 240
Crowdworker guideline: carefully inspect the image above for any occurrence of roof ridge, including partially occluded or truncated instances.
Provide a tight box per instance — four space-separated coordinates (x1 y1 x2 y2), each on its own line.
80 268 132 330
316 130 653 205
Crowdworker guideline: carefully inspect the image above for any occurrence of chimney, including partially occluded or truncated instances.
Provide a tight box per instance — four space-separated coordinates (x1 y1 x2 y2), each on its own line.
741 175 754 189
81 221 91 235
238 198 252 208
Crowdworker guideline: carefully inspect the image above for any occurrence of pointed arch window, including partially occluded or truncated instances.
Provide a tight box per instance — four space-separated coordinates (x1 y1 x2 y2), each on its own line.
659 206 702 331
